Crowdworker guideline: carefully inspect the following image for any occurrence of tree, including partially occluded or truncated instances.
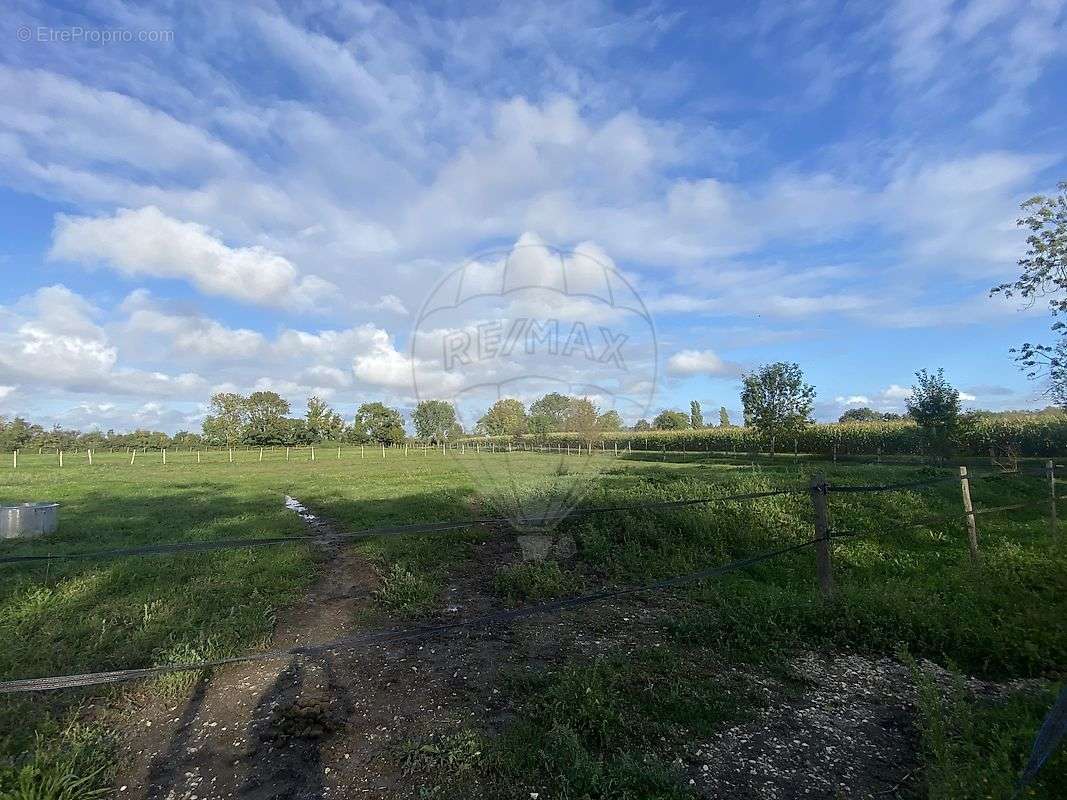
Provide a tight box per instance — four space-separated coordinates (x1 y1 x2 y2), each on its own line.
529 393 572 431
690 401 704 429
412 400 458 442
740 362 815 455
633 419 652 431
719 407 731 427
477 398 527 436
243 390 291 445
906 368 976 459
202 392 247 447
353 402 405 445
991 181 1067 405
839 407 882 424
597 410 623 432
653 410 690 430
306 396 345 442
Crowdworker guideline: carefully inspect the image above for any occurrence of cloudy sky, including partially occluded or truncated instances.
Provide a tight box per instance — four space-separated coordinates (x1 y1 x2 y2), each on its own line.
1 0 1065 433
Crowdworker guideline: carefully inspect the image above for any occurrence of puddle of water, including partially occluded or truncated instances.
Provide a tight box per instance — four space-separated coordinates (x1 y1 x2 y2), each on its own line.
284 495 318 523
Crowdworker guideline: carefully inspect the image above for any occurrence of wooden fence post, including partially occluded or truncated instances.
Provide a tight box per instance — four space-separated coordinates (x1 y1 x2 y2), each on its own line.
12 450 17 469
959 466 979 564
87 449 92 465
382 443 386 458
197 450 201 464
809 475 833 598
162 449 166 465
361 445 364 459
338 446 342 459
130 450 136 465
259 448 264 462
1047 460 1058 536
59 450 63 468
311 446 316 461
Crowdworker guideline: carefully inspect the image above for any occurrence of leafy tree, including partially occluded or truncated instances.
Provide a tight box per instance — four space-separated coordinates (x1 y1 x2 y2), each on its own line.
633 419 652 431
719 407 731 427
305 395 345 442
527 413 554 437
564 397 598 432
202 392 247 447
991 181 1067 405
564 397 599 447
740 362 815 455
906 368 976 459
477 398 527 436
0 417 34 450
653 410 691 430
243 390 291 445
597 410 623 432
529 393 572 431
412 400 458 442
354 402 406 445
690 401 704 429
839 407 882 424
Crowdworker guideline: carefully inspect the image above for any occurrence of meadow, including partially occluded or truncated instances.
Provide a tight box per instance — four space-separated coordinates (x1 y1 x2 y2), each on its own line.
0 447 1064 799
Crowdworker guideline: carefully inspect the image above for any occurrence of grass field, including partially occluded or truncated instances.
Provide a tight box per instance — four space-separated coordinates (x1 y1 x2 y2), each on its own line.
0 449 1064 798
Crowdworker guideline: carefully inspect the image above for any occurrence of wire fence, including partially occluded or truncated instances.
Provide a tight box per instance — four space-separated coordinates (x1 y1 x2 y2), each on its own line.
1 463 1059 693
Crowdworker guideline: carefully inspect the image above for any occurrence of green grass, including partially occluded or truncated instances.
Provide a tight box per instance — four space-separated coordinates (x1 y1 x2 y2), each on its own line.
906 655 1066 799
0 450 1064 797
493 560 581 603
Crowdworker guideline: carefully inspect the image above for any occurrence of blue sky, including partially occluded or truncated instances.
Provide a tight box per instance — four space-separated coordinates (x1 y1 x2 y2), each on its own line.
0 0 1065 433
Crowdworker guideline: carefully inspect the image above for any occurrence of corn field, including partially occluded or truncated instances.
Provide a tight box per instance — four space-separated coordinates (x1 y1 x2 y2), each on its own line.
467 417 1067 457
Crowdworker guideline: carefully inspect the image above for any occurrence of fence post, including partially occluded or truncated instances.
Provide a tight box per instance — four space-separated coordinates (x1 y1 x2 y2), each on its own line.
361 445 364 459
1047 460 1058 536
59 450 63 468
162 449 166 465
382 443 386 459
259 448 264 462
311 446 316 461
12 450 17 469
197 450 201 464
809 475 833 598
338 446 342 459
959 466 979 564
130 450 136 465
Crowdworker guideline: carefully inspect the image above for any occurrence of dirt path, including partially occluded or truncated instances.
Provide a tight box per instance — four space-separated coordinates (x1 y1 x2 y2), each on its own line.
115 500 528 800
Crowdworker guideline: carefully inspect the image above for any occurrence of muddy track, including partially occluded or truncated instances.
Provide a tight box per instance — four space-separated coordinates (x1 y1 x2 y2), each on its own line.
114 500 528 800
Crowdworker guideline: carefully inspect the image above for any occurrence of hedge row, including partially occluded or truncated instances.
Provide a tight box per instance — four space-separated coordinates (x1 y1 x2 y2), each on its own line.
466 417 1067 457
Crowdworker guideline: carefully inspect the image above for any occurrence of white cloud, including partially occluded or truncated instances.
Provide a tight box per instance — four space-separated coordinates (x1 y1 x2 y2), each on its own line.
0 284 206 398
666 349 742 377
883 384 912 400
835 395 872 405
48 206 339 309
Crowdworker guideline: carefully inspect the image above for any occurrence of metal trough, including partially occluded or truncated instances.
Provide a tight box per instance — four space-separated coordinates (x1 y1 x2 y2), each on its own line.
0 503 60 539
